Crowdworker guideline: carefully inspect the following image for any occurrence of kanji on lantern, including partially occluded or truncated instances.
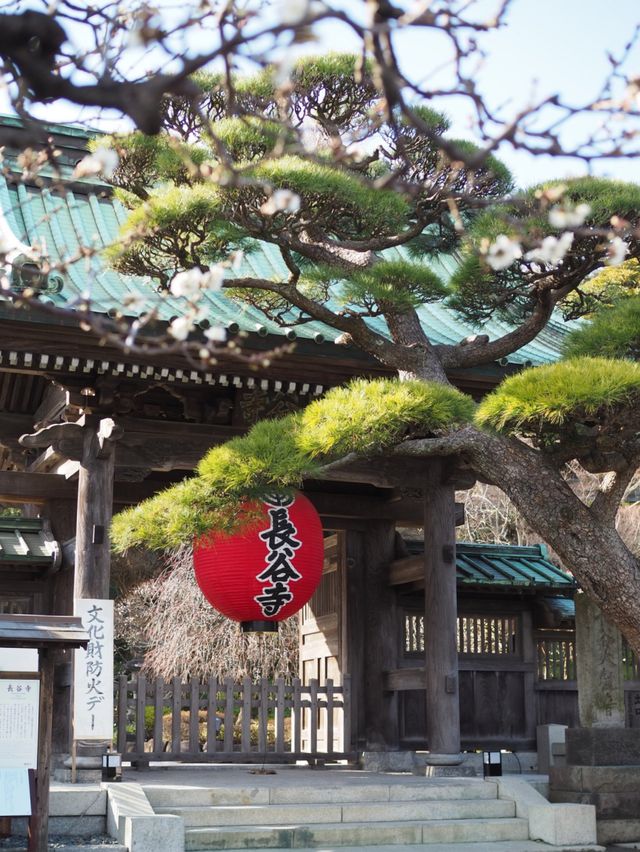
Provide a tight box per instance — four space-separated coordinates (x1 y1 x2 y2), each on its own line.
193 491 324 632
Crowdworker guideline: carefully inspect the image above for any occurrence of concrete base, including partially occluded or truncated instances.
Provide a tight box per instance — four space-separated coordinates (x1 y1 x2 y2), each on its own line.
123 813 184 852
359 751 419 772
358 750 537 775
566 727 640 766
425 752 464 766
54 768 103 783
106 781 184 852
359 751 478 775
597 818 640 845
497 777 598 847
424 764 477 777
537 723 568 774
551 763 640 845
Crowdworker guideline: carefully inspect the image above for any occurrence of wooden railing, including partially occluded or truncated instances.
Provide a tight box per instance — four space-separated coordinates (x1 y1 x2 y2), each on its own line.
115 674 353 763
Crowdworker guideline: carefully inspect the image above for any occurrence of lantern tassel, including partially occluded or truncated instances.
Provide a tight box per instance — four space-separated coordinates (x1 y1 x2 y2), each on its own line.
241 620 279 633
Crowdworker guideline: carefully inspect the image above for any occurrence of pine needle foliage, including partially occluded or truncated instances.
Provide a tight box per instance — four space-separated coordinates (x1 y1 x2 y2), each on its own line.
111 378 474 552
543 177 640 226
297 378 474 459
475 357 640 436
336 260 448 311
98 133 210 196
564 297 640 360
562 259 640 319
245 156 409 237
213 117 287 161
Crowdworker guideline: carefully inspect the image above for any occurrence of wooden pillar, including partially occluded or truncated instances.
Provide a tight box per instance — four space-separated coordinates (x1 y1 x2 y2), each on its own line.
73 418 120 763
47 500 77 759
31 648 55 852
345 530 366 749
74 418 120 601
346 522 398 750
423 460 461 763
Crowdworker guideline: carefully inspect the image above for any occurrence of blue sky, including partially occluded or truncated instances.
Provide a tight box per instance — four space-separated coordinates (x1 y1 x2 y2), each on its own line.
18 0 640 188
309 0 640 186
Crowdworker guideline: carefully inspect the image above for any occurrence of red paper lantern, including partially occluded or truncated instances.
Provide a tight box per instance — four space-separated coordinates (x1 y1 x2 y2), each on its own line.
193 492 324 632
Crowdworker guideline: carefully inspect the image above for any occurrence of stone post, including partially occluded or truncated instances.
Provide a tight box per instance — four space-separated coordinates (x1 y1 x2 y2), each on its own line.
575 591 625 728
549 592 639 845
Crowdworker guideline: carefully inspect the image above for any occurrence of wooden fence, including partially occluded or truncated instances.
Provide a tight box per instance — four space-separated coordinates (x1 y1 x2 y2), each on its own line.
115 674 353 764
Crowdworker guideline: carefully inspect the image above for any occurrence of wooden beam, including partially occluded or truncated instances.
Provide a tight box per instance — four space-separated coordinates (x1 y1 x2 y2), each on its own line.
0 470 175 505
315 457 436 489
384 667 426 691
389 554 423 586
306 492 423 524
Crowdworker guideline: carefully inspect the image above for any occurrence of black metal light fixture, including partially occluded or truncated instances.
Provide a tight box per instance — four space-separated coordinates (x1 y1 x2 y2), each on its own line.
101 751 122 782
483 750 502 777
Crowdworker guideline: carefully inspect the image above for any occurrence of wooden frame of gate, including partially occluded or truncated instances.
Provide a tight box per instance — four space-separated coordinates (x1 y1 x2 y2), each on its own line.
116 673 354 765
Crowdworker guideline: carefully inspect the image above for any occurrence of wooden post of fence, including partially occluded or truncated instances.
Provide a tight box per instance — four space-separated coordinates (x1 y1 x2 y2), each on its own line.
117 675 127 755
153 677 164 754
135 674 146 755
343 675 352 753
326 678 334 755
275 677 285 753
223 678 234 752
309 678 318 755
189 679 200 753
241 678 251 752
206 677 218 753
171 677 181 754
293 678 302 753
258 678 268 753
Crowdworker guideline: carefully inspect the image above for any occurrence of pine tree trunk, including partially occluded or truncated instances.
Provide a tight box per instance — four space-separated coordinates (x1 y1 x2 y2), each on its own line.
401 354 640 655
465 428 640 653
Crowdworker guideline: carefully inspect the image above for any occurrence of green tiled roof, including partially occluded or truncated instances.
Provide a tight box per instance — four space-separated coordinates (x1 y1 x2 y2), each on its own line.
405 539 575 591
0 123 571 365
0 518 61 566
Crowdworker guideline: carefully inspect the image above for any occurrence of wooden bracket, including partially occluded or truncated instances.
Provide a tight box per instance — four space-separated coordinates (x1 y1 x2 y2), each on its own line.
96 418 124 459
19 422 84 461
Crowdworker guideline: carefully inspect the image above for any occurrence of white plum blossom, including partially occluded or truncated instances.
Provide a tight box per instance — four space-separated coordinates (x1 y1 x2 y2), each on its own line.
168 316 194 341
204 325 227 343
205 265 225 291
73 146 120 179
260 189 302 216
0 232 14 255
230 250 244 272
170 269 202 299
170 266 225 298
485 235 522 271
548 203 591 229
606 237 628 266
525 232 574 267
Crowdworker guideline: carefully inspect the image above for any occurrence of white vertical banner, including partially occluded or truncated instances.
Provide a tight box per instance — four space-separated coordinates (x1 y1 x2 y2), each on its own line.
73 598 114 740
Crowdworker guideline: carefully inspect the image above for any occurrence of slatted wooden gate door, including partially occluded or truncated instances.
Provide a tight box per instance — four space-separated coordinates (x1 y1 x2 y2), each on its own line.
115 673 353 764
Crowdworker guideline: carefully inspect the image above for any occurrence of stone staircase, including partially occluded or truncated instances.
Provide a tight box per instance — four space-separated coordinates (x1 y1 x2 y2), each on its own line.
143 778 531 850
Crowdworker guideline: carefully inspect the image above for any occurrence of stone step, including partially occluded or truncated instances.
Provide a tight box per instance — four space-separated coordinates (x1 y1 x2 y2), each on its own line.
184 816 530 849
201 845 605 852
47 846 129 852
143 781 498 808
159 797 514 828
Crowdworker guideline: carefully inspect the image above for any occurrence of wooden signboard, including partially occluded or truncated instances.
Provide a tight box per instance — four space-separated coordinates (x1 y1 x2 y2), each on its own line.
73 599 114 740
0 768 32 816
0 675 40 769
